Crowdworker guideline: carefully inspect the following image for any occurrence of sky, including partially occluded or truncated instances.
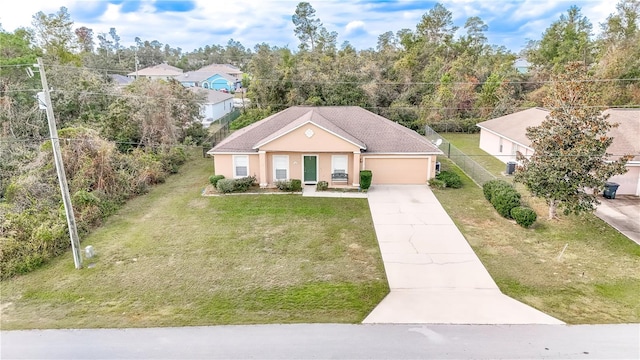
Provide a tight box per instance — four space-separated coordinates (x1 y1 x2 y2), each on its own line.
0 0 618 54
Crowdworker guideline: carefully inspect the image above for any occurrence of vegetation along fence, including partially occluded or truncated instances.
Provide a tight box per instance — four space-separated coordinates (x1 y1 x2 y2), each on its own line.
424 125 496 187
202 109 241 157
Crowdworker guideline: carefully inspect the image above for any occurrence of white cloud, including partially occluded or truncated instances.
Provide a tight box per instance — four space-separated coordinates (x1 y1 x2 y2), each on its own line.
345 20 365 34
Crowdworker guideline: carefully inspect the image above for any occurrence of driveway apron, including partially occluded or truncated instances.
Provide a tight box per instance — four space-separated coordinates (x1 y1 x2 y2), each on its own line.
363 185 563 324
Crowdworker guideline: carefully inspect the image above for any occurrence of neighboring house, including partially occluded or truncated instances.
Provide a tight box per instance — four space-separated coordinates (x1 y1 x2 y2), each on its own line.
189 88 234 127
127 63 183 81
176 71 239 92
207 106 443 188
514 58 531 74
198 63 243 79
477 108 640 196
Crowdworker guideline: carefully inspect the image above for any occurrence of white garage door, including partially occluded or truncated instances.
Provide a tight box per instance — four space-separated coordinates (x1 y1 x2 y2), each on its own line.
363 157 431 185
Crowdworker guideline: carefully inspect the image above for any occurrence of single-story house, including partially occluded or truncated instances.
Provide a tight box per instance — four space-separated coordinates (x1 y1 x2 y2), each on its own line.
127 63 183 81
176 71 240 92
188 88 234 127
477 108 640 196
207 106 443 188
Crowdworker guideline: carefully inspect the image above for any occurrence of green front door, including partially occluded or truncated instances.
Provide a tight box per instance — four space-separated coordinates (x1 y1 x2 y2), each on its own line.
303 156 317 183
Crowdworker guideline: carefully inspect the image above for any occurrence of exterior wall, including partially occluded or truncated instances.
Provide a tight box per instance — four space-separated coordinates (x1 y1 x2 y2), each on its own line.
479 129 533 164
203 99 234 123
213 154 261 181
608 165 640 196
259 123 361 153
260 152 356 187
204 75 233 91
362 155 435 185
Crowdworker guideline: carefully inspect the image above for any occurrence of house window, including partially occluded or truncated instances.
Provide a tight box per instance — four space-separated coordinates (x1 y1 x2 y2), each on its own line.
499 138 503 153
331 155 348 181
273 155 289 181
233 155 249 178
511 143 519 156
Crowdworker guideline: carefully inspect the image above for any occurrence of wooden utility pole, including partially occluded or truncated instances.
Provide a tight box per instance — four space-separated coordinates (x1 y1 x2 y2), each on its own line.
36 58 82 269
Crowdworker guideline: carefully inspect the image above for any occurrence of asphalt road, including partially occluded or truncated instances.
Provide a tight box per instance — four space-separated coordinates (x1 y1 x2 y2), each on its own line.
2 324 639 359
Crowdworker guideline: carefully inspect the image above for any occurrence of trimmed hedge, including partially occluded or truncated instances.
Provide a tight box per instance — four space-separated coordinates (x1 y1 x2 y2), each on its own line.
316 181 329 191
360 170 372 190
216 175 256 193
435 170 462 188
216 179 236 193
428 178 446 189
209 175 225 187
482 179 510 201
491 186 521 219
511 206 538 228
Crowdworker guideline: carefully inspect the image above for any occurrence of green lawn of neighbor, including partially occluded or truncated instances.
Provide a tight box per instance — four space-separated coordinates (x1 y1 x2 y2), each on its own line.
433 133 640 324
0 150 388 329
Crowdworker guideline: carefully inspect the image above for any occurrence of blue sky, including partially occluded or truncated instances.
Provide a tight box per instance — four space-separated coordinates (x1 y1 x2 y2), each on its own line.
0 0 618 53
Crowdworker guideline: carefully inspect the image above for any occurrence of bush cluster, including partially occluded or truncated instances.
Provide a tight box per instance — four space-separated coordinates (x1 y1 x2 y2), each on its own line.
360 170 373 190
482 179 536 227
274 179 303 192
215 175 257 193
316 181 329 191
428 178 446 189
209 175 225 187
435 170 462 188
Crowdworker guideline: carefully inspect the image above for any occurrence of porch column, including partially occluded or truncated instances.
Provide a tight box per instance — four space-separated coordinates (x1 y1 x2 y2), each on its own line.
258 150 268 188
352 151 361 187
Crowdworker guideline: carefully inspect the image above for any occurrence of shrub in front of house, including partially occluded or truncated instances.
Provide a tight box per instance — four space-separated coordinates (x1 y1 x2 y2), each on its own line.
435 170 462 188
360 170 373 190
491 186 522 219
290 179 302 191
234 175 256 192
275 180 292 191
216 179 236 193
209 175 225 187
511 206 537 228
316 181 329 191
428 178 446 189
482 179 510 201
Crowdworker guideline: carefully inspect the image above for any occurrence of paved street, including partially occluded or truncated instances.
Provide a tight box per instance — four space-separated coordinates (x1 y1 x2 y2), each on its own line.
2 324 638 359
596 195 640 245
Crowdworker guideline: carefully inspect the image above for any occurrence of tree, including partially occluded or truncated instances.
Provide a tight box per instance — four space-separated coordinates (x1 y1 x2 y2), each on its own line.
514 62 631 219
31 6 79 63
292 2 322 51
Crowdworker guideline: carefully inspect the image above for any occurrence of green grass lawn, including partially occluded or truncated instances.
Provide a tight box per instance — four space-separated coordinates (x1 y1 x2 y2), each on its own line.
441 132 508 177
434 133 640 324
0 150 388 329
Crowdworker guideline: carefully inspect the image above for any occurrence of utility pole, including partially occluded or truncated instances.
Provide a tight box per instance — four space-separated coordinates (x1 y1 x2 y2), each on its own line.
36 58 82 269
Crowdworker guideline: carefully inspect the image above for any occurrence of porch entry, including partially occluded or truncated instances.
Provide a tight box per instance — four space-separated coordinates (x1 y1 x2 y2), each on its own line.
303 155 317 184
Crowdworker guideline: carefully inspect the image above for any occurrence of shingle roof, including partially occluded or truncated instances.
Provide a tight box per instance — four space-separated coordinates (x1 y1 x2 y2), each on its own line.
188 88 234 104
209 106 443 154
175 71 238 84
128 63 183 77
198 63 242 77
477 108 640 161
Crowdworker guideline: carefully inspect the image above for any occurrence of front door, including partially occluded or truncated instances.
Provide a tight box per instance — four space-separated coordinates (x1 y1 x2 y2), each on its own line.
303 155 317 184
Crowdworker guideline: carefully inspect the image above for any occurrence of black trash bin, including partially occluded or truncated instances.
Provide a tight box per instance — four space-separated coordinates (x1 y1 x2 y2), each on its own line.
506 161 517 175
603 182 620 199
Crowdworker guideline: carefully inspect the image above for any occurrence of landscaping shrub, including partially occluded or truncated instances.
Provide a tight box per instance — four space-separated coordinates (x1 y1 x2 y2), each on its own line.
482 179 510 201
491 186 522 219
316 181 329 191
275 180 292 191
428 178 446 189
216 179 236 193
209 175 225 187
511 206 537 228
435 170 462 188
360 170 373 190
234 175 256 192
290 179 302 191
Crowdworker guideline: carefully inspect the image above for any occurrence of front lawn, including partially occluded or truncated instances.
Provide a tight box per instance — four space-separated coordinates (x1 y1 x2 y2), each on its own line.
0 151 388 329
433 133 640 324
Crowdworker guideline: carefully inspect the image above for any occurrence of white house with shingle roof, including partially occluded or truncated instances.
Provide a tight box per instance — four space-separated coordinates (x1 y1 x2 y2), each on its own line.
477 108 640 196
188 88 234 127
208 106 443 187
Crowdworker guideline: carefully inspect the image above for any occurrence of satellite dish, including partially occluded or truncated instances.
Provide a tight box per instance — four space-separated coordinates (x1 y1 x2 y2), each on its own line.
435 138 443 147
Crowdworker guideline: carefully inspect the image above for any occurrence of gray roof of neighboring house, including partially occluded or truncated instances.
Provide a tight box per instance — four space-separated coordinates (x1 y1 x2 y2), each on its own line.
477 107 640 161
189 87 234 104
175 71 237 83
128 63 183 77
198 63 243 77
110 74 134 86
210 106 443 154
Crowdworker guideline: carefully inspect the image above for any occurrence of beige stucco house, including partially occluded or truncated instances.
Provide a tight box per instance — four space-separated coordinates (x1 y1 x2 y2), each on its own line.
208 106 443 187
477 108 640 196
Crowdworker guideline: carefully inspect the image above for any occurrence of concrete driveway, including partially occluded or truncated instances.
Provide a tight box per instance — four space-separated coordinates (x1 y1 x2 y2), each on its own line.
363 185 563 325
595 195 640 245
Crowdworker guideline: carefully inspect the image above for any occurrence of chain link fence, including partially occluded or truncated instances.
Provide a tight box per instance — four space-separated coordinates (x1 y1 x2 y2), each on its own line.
425 125 496 187
202 109 241 157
